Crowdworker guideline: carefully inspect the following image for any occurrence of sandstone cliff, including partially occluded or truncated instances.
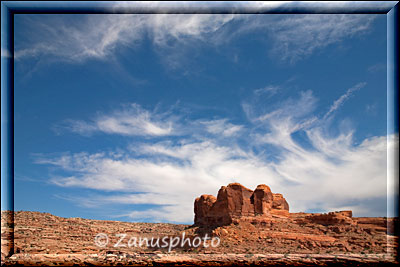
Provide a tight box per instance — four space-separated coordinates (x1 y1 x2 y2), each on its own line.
194 183 289 226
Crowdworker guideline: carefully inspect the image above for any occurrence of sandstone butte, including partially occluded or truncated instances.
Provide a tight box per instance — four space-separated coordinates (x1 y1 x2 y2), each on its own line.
195 183 290 226
194 182 353 227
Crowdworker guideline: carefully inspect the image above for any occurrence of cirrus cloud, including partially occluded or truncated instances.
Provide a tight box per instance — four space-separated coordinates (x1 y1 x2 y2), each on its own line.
36 82 395 223
15 11 377 65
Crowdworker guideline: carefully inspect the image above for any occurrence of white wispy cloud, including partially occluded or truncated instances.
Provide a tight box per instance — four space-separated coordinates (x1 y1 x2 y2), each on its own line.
323 82 366 120
60 103 176 137
15 12 377 65
367 63 386 73
199 119 244 137
37 83 394 223
59 103 246 139
211 13 377 63
266 14 376 63
15 14 233 64
254 85 280 97
15 15 147 62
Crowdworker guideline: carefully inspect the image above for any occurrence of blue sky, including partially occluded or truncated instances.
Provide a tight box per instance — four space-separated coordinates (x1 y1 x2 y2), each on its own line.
12 10 395 223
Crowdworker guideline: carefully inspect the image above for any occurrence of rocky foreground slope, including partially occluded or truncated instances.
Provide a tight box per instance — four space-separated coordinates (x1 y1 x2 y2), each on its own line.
1 183 398 266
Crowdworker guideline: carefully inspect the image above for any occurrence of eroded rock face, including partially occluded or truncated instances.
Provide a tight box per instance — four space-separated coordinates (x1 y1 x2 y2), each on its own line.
291 210 355 227
271 193 290 217
194 195 217 225
304 212 355 226
194 183 289 226
194 183 358 228
251 184 273 215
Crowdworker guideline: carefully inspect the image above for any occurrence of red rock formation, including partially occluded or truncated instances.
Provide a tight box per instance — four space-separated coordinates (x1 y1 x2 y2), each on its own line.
194 183 359 228
194 183 289 226
251 184 273 215
194 195 217 225
271 193 290 217
336 210 352 218
291 210 355 227
303 212 355 226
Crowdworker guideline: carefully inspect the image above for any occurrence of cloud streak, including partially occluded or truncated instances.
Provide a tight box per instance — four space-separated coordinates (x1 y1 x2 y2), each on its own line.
60 103 176 137
15 12 376 65
323 82 366 120
15 14 233 63
265 15 376 63
254 85 281 97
